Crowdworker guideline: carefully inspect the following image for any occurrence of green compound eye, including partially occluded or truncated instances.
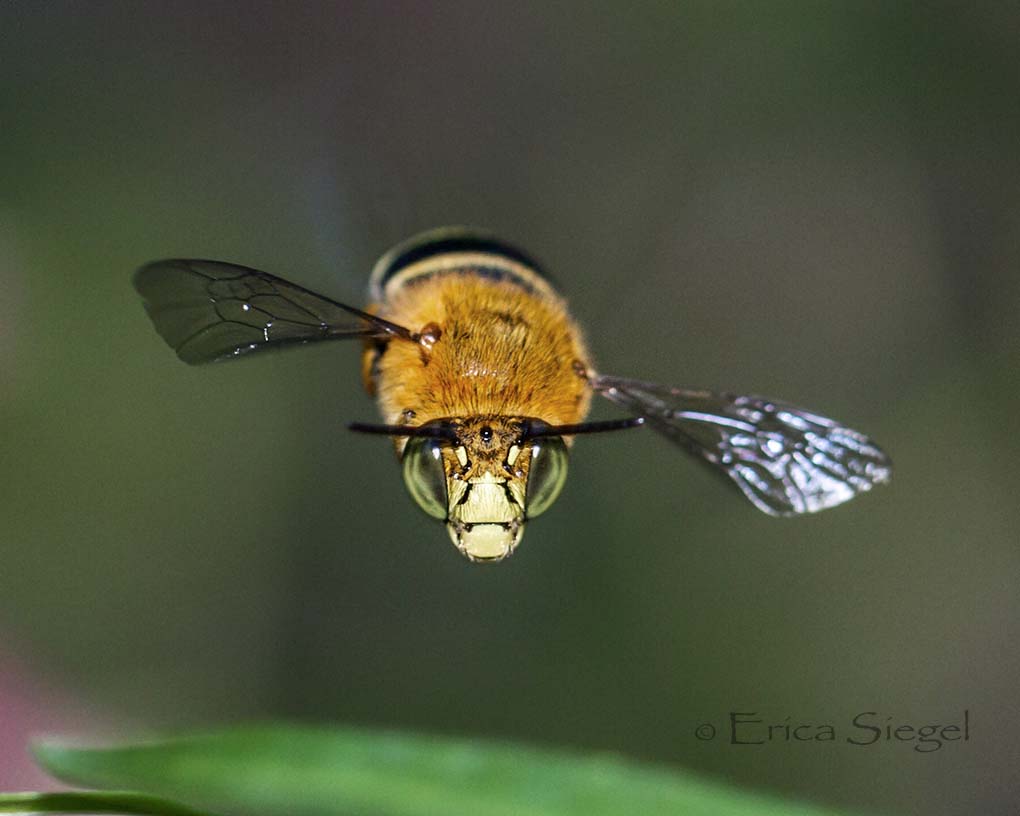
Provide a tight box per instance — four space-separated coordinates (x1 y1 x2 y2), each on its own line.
526 437 569 518
402 437 448 520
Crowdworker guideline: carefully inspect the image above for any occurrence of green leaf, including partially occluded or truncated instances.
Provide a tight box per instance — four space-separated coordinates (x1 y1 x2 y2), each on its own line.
0 791 216 816
29 724 851 816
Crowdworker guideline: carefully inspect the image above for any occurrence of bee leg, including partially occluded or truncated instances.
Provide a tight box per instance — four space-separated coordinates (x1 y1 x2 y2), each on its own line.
361 338 388 396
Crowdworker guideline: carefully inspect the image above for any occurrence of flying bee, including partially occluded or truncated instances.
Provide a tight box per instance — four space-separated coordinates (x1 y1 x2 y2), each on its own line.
134 227 892 562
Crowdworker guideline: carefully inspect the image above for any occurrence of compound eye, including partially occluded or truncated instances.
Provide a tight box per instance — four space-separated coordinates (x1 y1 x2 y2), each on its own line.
526 437 569 517
402 437 448 519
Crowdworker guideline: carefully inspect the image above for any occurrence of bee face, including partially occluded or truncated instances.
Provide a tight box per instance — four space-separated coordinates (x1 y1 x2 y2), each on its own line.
401 417 568 562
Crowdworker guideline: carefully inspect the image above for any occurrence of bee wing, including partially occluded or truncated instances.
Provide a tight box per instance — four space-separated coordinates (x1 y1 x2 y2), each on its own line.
592 374 892 516
134 259 414 364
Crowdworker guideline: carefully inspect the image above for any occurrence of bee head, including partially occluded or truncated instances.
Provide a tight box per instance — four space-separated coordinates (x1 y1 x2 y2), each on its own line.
399 416 568 562
349 415 640 562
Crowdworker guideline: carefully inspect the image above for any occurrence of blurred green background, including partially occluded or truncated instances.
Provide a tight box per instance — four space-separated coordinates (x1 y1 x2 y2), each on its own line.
2 2 1018 813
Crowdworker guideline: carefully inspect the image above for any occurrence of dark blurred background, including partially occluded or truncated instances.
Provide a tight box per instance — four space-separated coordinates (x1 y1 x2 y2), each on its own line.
2 2 1018 813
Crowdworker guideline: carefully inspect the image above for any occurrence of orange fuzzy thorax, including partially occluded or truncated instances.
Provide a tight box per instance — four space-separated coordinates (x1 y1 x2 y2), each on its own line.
365 272 593 430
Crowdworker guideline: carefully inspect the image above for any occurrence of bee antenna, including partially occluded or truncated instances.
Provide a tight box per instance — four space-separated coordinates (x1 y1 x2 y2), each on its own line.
348 421 460 441
520 416 645 440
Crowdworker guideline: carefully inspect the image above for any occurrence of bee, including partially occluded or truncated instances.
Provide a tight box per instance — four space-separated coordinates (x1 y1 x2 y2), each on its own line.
134 227 892 562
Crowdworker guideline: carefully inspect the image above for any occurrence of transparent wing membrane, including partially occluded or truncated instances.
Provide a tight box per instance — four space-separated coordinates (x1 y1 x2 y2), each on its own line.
134 259 411 364
592 375 892 516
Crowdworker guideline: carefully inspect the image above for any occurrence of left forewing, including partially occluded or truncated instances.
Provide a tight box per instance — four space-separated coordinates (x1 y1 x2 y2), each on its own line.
592 374 892 516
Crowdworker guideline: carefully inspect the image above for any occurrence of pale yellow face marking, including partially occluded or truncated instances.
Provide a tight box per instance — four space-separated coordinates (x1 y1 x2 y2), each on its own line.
455 446 469 468
507 444 521 466
443 448 530 562
456 473 518 523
